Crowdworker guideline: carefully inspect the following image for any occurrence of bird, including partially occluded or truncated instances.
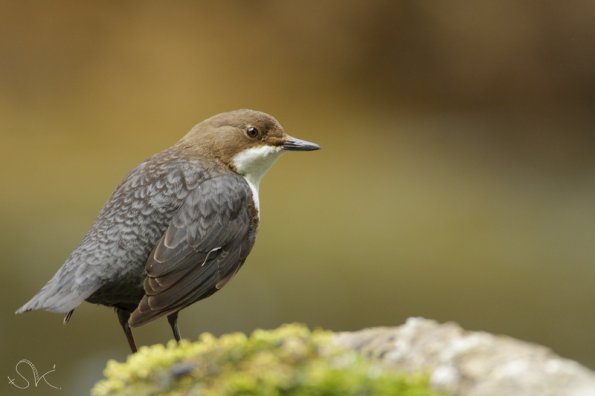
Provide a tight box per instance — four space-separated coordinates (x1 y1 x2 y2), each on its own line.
16 109 319 353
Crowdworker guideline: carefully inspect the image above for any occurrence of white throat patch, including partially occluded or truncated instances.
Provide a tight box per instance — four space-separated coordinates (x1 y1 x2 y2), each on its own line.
232 145 283 212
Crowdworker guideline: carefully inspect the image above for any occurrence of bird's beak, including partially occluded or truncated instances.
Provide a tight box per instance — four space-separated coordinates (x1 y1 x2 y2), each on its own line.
282 135 320 151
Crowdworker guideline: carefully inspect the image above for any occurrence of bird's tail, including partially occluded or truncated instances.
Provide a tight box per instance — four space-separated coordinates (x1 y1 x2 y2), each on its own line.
15 274 93 315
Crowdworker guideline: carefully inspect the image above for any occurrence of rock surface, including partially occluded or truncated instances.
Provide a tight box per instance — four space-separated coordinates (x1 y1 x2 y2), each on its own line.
93 318 595 396
335 318 595 396
92 323 435 396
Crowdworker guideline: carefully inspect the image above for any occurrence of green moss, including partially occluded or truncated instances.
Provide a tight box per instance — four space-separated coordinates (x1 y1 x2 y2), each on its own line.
92 324 436 396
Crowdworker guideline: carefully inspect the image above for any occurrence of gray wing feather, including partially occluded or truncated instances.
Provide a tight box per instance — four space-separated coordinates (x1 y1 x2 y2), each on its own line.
128 174 255 327
16 149 207 315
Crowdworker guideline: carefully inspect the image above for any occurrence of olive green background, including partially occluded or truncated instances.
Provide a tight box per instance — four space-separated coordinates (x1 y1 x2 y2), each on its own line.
1 1 594 395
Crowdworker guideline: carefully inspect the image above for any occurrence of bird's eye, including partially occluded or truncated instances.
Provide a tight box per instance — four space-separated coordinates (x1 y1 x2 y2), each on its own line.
245 127 259 139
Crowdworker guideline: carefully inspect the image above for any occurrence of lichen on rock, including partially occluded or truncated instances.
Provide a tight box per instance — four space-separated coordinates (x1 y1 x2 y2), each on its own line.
92 323 436 396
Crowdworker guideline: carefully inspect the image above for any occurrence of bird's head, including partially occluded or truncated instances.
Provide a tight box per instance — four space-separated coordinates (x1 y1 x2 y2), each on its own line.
180 109 319 186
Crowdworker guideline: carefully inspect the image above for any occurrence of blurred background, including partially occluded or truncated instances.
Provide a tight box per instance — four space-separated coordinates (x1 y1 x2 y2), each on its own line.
1 1 594 394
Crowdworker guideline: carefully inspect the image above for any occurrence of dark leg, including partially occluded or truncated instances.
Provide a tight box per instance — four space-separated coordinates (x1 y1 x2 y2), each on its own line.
167 312 181 342
63 309 74 325
116 309 137 353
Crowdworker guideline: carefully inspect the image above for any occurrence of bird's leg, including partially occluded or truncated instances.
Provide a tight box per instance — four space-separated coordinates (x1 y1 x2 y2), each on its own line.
63 309 74 325
167 312 181 342
116 309 137 353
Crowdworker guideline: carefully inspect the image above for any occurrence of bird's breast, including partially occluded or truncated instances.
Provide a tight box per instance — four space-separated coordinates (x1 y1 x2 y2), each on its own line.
243 176 261 215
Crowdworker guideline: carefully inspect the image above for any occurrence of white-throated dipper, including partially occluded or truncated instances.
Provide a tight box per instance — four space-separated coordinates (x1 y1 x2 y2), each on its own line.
16 109 319 352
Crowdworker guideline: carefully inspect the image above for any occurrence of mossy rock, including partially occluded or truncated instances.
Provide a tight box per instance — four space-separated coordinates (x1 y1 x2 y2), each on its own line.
92 323 436 396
